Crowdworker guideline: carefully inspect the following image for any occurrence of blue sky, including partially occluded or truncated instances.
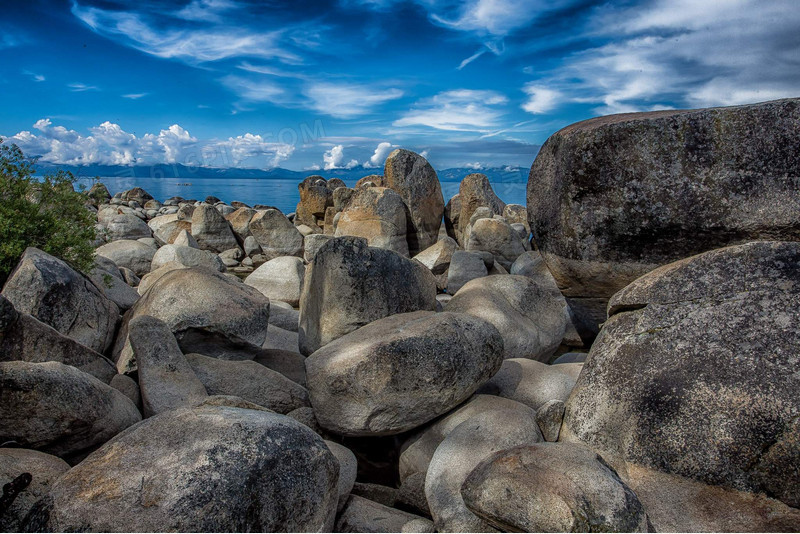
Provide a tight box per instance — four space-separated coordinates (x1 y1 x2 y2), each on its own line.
1 0 799 171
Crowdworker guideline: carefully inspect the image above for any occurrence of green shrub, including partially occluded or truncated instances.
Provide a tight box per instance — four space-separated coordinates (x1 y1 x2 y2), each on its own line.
0 139 97 285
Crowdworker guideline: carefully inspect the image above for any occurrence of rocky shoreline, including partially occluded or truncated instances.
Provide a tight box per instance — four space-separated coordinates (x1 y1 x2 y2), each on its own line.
2 99 800 532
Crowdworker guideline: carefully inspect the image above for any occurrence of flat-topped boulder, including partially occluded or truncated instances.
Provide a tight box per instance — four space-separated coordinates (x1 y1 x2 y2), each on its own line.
335 186 409 256
528 98 800 334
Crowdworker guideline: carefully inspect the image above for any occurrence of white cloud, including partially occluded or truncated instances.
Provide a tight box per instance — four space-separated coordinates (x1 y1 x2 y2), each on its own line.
521 84 561 114
220 75 287 103
363 141 395 168
323 145 345 170
304 82 403 118
464 162 484 170
68 82 99 92
457 49 486 70
23 70 45 82
428 0 573 36
2 119 293 169
174 0 239 23
394 89 508 132
304 164 321 171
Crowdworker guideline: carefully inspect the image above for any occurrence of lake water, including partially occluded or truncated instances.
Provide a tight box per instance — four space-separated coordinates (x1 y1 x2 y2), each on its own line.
75 176 529 215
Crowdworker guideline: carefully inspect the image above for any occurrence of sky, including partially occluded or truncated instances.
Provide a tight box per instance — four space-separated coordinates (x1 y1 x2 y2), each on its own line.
1 0 799 172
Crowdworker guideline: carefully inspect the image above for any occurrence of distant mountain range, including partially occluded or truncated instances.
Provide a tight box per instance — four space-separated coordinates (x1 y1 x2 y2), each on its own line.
35 162 530 183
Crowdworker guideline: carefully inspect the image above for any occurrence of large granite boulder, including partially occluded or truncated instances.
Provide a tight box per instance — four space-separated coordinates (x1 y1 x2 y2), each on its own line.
295 175 333 231
305 311 504 436
465 217 526 270
446 250 487 295
562 241 800 508
113 267 270 373
462 442 648 532
335 495 435 533
528 98 800 333
191 203 239 253
457 173 505 244
226 207 257 239
298 237 437 356
0 295 116 383
244 255 305 308
0 449 70 532
22 402 339 532
335 187 409 256
445 275 568 361
478 358 582 410
425 408 543 532
250 209 304 260
148 213 191 245
0 361 141 463
95 239 156 277
150 243 226 272
383 149 444 256
2 248 119 354
101 213 152 241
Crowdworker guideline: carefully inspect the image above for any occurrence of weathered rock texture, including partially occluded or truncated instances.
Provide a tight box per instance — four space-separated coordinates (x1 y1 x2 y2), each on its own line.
562 241 800 508
335 187 409 256
528 98 800 333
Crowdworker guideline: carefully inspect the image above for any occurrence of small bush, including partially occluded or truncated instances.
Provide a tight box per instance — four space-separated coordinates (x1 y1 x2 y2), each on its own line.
0 139 97 284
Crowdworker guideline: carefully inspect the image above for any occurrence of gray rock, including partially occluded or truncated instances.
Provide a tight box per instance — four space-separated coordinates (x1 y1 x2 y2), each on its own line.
397 472 431 518
425 409 543 532
536 399 565 441
244 255 305 307
462 442 647 532
88 261 140 311
0 361 141 462
298 237 437 355
250 209 304 260
553 352 588 364
351 482 399 508
113 267 270 373
151 243 226 272
478 358 581 410
445 250 487 295
109 373 141 408
399 394 536 482
502 203 529 234
2 248 119 354
0 448 70 532
325 440 358 512
383 149 444 255
333 186 356 211
186 352 309 414
457 173 506 244
254 347 306 386
0 295 116 383
148 214 191 245
243 234 261 256
102 213 152 241
22 404 339 532
190 203 239 253
287 406 323 434
96 239 156 277
528 98 800 334
412 236 457 275
303 233 334 262
465 217 526 270
446 275 568 361
119 266 139 286
128 315 208 417
443 193 461 242
226 207 257 239
335 187 410 256
306 311 503 436
336 495 435 533
269 305 299 332
562 241 800 508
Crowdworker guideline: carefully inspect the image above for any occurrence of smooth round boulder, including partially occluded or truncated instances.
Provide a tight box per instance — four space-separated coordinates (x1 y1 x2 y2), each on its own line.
148 213 191 245
1 247 119 354
563 241 800 508
335 187 409 256
191 203 239 253
383 149 444 256
446 275 568 361
298 237 437 356
102 213 152 241
528 98 800 334
446 250 487 294
22 403 339 532
95 239 156 277
244 256 305 307
465 217 526 270
0 361 141 463
457 173 506 244
249 209 304 260
462 442 648 532
151 243 226 272
305 311 504 436
478 358 581 410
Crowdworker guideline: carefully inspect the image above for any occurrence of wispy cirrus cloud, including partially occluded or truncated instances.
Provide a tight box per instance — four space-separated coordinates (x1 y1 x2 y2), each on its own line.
303 82 403 119
122 92 148 100
394 89 508 132
68 82 99 92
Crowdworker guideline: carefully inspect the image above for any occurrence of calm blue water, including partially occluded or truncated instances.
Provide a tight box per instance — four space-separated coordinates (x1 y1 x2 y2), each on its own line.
75 176 529 215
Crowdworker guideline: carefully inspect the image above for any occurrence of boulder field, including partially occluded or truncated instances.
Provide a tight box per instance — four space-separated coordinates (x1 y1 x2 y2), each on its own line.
1 101 799 532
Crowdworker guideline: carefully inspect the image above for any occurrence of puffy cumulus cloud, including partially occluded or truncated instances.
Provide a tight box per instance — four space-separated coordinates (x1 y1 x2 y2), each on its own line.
2 120 293 169
464 162 484 170
322 145 361 170
362 141 395 168
304 83 403 119
393 89 509 132
521 85 561 114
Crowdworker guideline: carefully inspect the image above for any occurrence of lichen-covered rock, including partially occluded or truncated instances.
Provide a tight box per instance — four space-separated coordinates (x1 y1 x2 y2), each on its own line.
2 248 119 354
335 187 409 256
298 237 437 355
563 241 800 508
0 361 141 462
305 311 503 436
22 403 339 532
462 442 648 532
446 275 568 361
527 98 800 333
383 149 444 256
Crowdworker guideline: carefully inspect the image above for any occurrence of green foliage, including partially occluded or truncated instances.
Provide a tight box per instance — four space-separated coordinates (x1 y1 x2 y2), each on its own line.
0 138 97 284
